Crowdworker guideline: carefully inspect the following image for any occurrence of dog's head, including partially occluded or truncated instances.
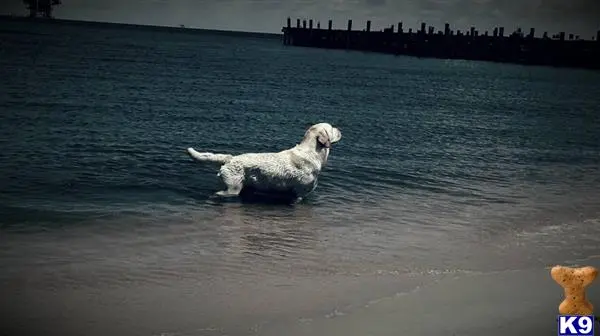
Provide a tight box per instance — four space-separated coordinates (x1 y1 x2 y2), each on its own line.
303 123 342 149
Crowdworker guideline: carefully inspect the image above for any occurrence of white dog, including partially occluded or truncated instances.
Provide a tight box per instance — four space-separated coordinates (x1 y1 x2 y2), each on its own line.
186 123 342 201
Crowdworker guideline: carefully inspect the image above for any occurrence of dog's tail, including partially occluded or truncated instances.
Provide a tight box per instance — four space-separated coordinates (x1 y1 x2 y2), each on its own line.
186 147 233 164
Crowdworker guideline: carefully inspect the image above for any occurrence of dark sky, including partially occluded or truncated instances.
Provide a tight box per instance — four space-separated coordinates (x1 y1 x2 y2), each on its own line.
2 0 599 37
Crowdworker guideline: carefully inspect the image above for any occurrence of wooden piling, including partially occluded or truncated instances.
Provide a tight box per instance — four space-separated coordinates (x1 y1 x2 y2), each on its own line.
346 19 352 48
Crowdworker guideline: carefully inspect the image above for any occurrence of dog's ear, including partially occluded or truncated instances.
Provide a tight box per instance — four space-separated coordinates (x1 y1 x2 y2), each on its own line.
317 129 331 148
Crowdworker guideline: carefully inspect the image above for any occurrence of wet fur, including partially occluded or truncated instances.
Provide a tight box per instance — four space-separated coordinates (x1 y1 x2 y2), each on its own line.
186 123 342 202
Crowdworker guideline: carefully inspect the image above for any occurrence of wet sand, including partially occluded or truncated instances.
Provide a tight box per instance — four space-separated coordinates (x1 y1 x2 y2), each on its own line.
262 260 600 336
0 271 437 336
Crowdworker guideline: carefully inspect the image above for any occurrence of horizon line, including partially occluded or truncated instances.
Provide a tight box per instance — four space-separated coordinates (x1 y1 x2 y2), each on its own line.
0 14 282 37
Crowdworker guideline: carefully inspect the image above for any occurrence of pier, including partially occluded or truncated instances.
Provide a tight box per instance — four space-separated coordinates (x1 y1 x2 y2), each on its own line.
281 18 600 70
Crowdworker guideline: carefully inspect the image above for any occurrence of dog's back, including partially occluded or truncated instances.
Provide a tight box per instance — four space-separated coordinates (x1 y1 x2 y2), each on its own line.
223 150 318 191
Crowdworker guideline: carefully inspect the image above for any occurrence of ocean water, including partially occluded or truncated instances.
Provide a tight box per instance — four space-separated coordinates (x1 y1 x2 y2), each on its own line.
1 18 600 336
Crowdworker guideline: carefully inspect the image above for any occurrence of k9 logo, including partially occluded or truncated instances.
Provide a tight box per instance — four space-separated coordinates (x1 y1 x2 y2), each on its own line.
558 316 595 336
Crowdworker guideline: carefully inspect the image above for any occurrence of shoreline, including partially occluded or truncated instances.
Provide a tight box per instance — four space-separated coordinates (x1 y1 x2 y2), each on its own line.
262 260 600 336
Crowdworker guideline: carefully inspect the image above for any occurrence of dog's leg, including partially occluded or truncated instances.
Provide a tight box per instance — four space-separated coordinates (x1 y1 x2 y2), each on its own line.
215 165 243 197
215 189 242 197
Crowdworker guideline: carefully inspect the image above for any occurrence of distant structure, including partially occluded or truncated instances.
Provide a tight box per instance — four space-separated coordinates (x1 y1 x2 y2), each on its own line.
23 0 62 18
281 18 600 70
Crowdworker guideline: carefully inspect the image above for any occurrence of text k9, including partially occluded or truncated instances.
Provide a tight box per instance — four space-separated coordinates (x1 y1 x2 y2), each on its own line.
558 316 594 336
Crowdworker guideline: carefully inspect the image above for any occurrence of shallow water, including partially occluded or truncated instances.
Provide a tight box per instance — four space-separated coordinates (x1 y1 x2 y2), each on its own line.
1 18 600 335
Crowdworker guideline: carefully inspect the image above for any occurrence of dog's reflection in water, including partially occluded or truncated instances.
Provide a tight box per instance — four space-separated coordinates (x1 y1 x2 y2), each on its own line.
210 197 321 262
207 186 303 205
238 186 303 205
